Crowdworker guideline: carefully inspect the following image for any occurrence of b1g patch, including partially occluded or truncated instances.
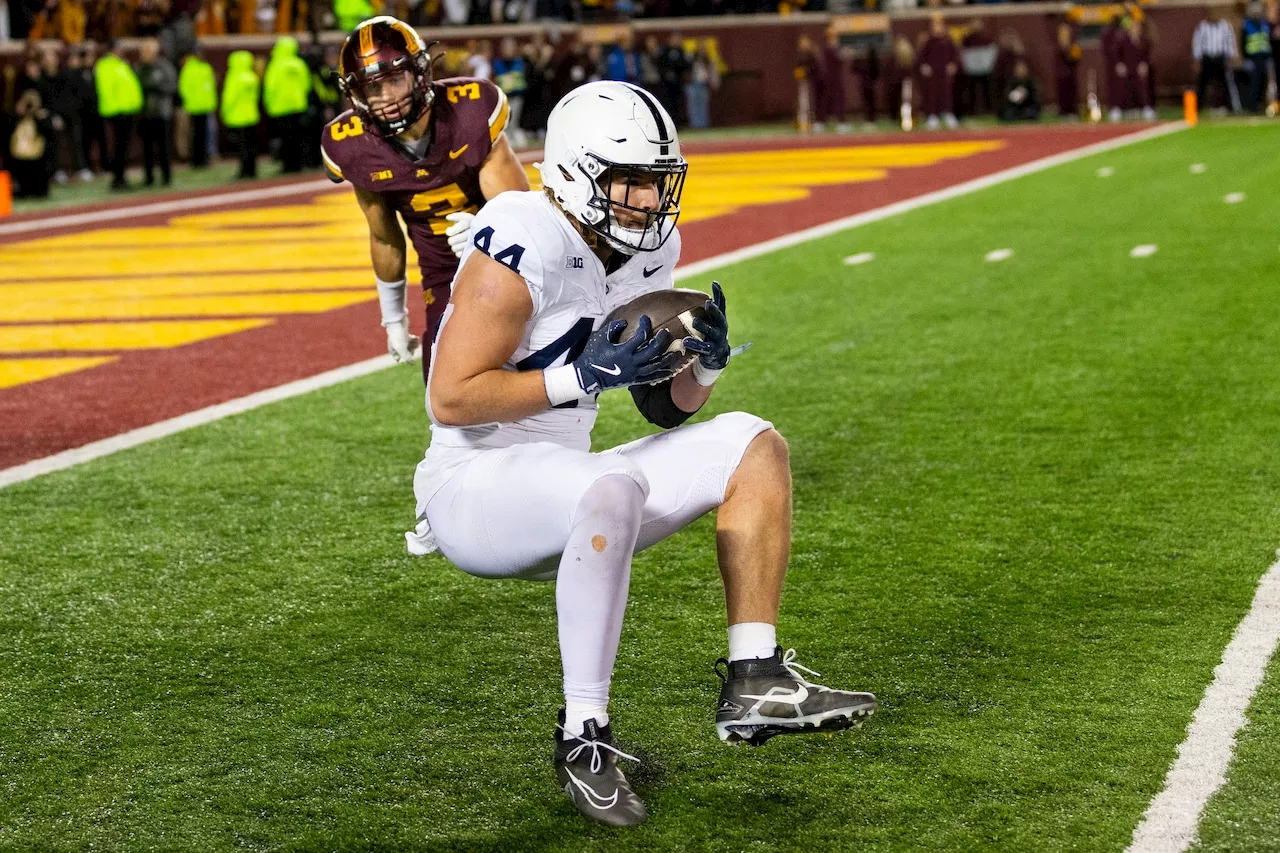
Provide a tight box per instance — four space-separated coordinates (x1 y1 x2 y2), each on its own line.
371 169 393 182
566 255 584 269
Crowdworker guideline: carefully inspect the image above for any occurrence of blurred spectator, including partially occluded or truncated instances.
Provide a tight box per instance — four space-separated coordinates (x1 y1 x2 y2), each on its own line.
491 0 532 23
887 34 914 122
998 58 1039 121
1100 12 1127 121
133 0 168 36
263 36 311 173
492 36 527 145
8 89 53 197
466 38 492 79
53 45 95 178
74 41 107 172
39 48 71 183
853 44 880 125
960 18 996 117
335 0 374 32
814 28 849 131
1192 8 1241 113
1122 17 1155 120
992 27 1024 113
1241 1 1272 112
308 43 342 157
917 13 959 129
794 33 819 130
606 31 641 84
441 0 468 25
29 0 87 43
555 38 603 101
655 31 690 124
136 36 175 186
1053 21 1080 119
685 43 718 128
640 34 661 91
221 49 259 178
178 46 216 167
94 40 141 189
520 36 554 141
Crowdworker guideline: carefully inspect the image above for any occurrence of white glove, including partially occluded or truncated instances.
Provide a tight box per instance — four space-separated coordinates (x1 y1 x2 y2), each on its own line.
384 316 421 363
444 211 475 259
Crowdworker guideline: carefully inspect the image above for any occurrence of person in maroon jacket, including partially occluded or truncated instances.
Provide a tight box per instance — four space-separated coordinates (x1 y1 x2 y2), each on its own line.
1121 17 1157 120
322 16 531 381
917 14 960 129
853 43 882 125
1053 21 1081 119
1101 13 1129 121
960 18 997 118
815 28 851 132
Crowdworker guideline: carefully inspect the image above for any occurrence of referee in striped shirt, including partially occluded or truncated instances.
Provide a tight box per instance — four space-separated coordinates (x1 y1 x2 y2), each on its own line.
1193 11 1243 112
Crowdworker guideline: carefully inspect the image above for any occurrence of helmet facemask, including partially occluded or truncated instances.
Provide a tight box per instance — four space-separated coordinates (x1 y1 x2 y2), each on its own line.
580 156 687 255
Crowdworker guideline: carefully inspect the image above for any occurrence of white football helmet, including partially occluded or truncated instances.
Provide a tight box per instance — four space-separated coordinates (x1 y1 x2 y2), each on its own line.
538 81 687 255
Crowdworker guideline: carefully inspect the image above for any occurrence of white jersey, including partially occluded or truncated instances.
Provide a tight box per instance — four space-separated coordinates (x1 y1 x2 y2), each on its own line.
426 190 683 456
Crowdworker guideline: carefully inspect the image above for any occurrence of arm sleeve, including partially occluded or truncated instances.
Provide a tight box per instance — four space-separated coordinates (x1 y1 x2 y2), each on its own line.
630 377 696 429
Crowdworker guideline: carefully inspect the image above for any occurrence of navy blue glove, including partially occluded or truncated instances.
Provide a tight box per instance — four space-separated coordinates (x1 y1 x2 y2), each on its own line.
683 281 730 371
572 315 682 394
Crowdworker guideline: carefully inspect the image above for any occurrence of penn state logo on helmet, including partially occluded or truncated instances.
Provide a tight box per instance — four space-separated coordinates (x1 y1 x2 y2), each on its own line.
538 81 688 256
338 16 435 137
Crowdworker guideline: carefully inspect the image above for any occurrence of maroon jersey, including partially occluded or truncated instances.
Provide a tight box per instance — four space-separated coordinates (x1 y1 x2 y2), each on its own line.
321 76 510 300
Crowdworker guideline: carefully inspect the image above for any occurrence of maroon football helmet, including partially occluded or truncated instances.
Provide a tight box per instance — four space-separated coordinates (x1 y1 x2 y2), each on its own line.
337 16 435 137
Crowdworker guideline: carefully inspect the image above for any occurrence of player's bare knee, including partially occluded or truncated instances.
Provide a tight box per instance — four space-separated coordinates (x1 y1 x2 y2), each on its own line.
726 427 790 498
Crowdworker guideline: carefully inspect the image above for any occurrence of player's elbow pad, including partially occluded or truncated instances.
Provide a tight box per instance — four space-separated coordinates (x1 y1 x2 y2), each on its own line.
630 379 696 430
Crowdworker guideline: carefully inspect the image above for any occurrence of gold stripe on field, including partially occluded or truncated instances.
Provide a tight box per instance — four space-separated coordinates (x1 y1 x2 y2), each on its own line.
0 291 374 323
0 356 117 390
0 319 274 353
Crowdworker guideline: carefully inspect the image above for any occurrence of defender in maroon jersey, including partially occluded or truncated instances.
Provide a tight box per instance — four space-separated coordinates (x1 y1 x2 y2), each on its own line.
322 16 531 380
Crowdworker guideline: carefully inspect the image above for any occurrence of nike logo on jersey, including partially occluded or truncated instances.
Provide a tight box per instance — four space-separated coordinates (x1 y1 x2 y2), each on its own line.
642 264 663 278
449 145 469 159
592 364 623 376
565 772 620 810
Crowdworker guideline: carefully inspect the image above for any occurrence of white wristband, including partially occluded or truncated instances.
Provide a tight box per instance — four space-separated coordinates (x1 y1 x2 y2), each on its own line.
544 364 588 406
691 360 724 386
375 277 408 326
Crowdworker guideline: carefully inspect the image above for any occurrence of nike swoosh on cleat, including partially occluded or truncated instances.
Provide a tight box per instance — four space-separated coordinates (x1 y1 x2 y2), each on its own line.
591 364 623 376
565 770 620 809
742 685 809 705
642 265 663 278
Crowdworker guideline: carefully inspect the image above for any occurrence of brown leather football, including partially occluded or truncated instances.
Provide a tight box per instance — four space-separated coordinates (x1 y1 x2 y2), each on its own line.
604 288 710 376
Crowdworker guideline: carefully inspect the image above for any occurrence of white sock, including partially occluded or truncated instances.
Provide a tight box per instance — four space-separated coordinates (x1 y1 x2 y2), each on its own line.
556 474 646 739
564 696 609 738
728 622 777 662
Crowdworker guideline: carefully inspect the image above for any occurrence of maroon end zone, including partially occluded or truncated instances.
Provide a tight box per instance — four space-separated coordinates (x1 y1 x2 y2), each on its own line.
0 125 1147 472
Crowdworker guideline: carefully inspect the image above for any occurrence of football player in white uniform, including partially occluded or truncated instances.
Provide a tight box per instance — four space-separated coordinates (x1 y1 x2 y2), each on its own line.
414 81 876 827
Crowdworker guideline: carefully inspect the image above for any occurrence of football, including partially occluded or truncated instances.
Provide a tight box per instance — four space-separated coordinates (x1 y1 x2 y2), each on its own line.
604 288 710 376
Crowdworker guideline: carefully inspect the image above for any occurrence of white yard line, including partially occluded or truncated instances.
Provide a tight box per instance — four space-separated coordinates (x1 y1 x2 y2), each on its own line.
0 122 1185 490
1127 557 1280 853
0 356 394 489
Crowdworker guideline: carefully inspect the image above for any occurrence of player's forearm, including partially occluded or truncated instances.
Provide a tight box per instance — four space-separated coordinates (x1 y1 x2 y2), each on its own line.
671 368 714 413
369 235 407 283
430 368 559 426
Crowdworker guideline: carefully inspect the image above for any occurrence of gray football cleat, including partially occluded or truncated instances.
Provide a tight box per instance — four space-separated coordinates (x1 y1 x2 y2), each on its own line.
554 710 648 827
715 647 877 746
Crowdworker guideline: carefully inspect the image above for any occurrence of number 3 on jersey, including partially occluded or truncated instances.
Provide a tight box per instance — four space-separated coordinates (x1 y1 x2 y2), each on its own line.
472 225 526 274
330 115 364 141
446 83 481 103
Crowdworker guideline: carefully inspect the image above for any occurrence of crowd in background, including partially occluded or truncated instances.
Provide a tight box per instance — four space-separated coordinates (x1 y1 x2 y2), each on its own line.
797 2 1278 130
0 27 724 198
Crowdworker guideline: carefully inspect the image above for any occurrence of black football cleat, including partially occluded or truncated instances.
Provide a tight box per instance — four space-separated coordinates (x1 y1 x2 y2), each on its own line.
715 647 877 746
554 710 648 827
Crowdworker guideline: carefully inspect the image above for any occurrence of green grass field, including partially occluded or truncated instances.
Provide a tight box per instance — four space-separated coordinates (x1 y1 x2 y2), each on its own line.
2 123 1278 852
